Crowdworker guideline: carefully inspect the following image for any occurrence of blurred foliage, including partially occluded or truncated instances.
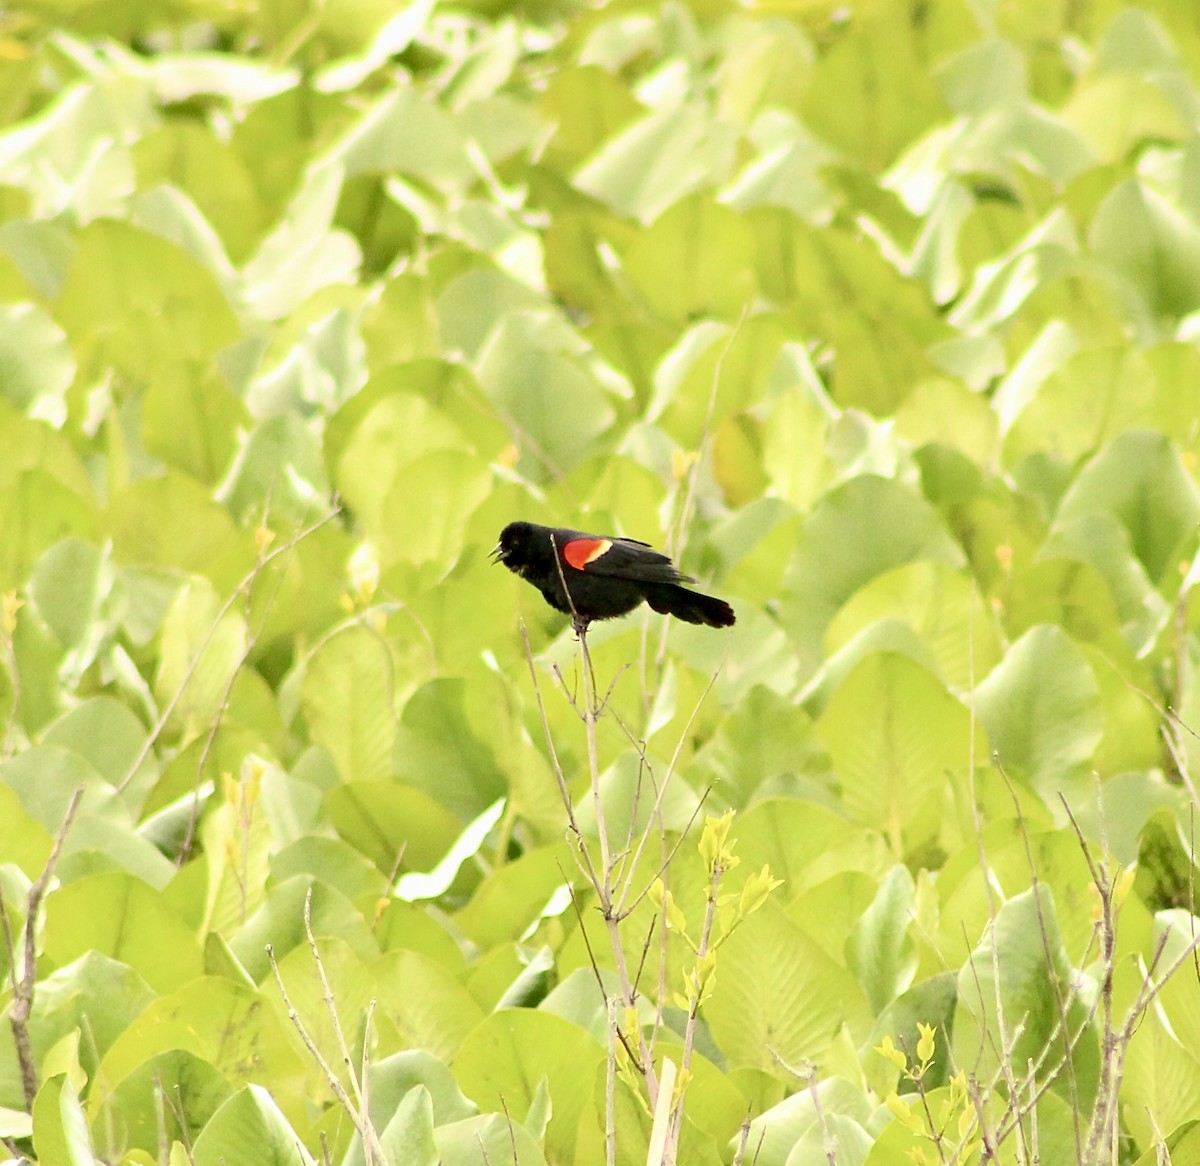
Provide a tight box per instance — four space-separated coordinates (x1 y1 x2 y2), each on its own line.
2 0 1200 1162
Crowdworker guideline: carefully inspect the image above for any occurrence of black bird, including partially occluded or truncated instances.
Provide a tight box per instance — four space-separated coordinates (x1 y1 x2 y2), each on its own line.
492 521 735 632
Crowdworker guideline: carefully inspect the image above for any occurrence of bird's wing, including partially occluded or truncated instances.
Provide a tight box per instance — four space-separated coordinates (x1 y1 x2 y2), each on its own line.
560 536 691 584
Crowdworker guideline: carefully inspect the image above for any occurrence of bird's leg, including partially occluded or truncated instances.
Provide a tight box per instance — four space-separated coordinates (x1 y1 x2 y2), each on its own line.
572 614 591 638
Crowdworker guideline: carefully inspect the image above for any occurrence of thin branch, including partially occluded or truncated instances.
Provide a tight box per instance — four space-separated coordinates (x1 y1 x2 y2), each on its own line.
7 785 84 1108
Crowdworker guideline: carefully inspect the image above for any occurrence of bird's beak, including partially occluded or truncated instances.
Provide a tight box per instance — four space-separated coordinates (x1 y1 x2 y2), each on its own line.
489 542 504 563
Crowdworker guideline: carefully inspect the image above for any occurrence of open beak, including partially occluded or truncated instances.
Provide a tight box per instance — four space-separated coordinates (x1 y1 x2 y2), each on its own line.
489 542 504 563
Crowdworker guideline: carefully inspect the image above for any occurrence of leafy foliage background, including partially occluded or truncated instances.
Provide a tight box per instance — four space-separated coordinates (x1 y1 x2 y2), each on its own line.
2 0 1200 1163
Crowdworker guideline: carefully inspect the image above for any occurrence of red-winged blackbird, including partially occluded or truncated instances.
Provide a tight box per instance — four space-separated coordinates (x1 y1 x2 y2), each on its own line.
492 521 736 631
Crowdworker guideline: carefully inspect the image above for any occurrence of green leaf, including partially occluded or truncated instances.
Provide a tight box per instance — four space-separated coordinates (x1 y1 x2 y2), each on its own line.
953 887 1097 1108
142 363 248 486
42 697 150 791
225 876 378 983
100 1050 234 1157
619 195 757 324
374 950 484 1061
56 219 240 372
192 1085 313 1166
1090 179 1200 329
0 302 73 416
33 1073 93 1166
100 978 308 1128
1055 428 1200 585
452 1010 603 1165
0 470 97 592
574 105 737 224
846 865 918 1015
392 678 508 820
325 780 461 875
816 653 974 852
43 872 204 993
300 626 397 781
973 625 1104 804
155 577 249 740
377 450 491 570
744 1077 873 1166
476 316 616 476
343 1050 475 1166
777 475 963 675
378 1086 438 1166
703 899 871 1071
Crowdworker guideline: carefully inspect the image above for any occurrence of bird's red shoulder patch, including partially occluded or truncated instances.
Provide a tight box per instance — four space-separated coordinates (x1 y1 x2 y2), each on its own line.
563 538 613 570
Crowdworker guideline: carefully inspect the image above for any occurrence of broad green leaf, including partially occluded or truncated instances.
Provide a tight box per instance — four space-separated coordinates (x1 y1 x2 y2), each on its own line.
538 65 642 167
973 625 1104 805
343 1050 475 1166
132 120 269 263
333 88 474 191
1066 71 1188 162
377 450 492 570
100 1050 233 1158
325 780 461 876
648 315 793 447
789 871 879 965
476 315 616 476
225 877 378 983
697 691 829 810
435 1113 550 1166
193 1085 313 1166
453 844 572 951
269 836 384 903
0 470 97 592
100 978 308 1126
824 560 1003 692
796 2 952 170
575 105 738 224
300 626 397 782
703 899 871 1071
777 475 963 675
43 872 203 993
108 474 245 588
620 195 757 324
846 865 918 1015
270 937 374 1096
0 302 73 417
393 678 508 821
816 653 973 852
1055 428 1200 585
374 950 484 1061
452 1009 602 1165
1038 513 1169 652
378 1085 437 1166
0 784 52 877
27 952 155 1089
863 973 957 1096
1125 1004 1200 1151
155 577 249 740
1090 180 1200 330
28 539 110 660
953 887 1098 1108
56 219 240 371
331 383 472 535
723 118 835 221
33 1073 93 1166
744 1077 873 1166
0 744 123 834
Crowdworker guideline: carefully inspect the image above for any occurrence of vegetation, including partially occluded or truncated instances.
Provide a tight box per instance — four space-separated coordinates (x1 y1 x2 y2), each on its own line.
2 0 1200 1163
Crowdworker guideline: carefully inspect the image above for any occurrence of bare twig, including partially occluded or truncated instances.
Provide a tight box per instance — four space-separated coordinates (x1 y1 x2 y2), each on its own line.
6 785 84 1107
266 896 387 1166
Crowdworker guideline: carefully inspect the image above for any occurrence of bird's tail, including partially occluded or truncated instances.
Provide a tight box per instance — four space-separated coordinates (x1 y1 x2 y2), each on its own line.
645 584 736 627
